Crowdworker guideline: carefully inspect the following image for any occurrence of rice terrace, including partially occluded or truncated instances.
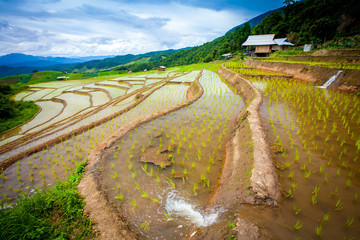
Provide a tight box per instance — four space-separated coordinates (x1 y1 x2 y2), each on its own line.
1 0 360 239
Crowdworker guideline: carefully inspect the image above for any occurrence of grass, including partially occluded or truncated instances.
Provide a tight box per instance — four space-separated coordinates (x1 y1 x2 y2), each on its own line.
0 74 32 84
0 83 40 133
173 62 217 72
0 161 94 239
0 101 40 133
27 71 63 84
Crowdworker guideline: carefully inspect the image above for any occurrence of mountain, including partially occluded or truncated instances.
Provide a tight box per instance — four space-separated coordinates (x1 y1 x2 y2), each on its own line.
0 5 280 77
0 64 74 78
2 0 359 79
67 49 181 71
0 53 113 68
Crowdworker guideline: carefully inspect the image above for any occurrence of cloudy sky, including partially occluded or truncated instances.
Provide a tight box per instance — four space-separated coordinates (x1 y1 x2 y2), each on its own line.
0 0 284 57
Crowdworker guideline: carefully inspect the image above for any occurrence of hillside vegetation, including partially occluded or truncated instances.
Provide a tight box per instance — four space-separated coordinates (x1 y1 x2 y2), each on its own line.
116 0 360 72
0 84 39 132
1 0 359 80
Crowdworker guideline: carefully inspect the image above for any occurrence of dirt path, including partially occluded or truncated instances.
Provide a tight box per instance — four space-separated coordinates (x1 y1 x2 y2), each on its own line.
210 64 279 207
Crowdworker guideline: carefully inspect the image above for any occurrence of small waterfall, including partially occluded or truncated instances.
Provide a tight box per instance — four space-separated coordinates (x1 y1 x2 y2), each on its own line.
317 70 342 89
165 192 220 227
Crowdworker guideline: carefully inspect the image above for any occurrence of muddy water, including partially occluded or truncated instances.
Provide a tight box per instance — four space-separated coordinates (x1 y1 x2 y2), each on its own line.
241 77 360 239
0 83 189 207
101 70 244 239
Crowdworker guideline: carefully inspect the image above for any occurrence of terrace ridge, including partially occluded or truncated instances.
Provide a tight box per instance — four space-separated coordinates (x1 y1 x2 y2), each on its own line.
78 70 205 239
212 64 279 206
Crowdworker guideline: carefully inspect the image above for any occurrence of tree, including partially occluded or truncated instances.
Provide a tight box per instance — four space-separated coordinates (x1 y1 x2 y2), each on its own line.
203 54 213 63
0 94 15 119
283 0 295 7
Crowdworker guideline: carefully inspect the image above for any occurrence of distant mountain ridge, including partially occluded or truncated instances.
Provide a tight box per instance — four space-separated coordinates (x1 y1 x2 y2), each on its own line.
0 53 113 68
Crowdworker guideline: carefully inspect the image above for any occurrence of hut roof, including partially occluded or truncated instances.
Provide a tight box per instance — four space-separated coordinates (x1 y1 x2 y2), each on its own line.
274 38 294 46
242 34 276 46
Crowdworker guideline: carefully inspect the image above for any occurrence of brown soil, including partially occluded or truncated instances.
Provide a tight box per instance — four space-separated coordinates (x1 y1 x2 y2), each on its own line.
312 49 360 56
78 70 204 240
139 144 176 167
271 55 360 63
186 80 200 100
245 59 360 91
214 65 279 205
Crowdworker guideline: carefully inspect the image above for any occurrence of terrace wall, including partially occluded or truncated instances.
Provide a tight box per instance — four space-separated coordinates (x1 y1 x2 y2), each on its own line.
245 59 360 91
212 64 280 206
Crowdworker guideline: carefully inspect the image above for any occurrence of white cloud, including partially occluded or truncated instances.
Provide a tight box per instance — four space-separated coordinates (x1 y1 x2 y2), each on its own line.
0 0 252 57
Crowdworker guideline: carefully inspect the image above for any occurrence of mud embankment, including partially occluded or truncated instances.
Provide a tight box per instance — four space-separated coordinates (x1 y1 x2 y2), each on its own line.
269 55 360 63
210 65 279 207
245 59 360 92
196 65 279 240
78 70 204 240
312 49 360 56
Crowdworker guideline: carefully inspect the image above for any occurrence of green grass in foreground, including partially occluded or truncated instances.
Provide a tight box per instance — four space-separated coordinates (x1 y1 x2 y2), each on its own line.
0 161 94 240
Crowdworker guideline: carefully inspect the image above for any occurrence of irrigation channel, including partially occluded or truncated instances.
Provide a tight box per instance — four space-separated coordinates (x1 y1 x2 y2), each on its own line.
226 61 360 239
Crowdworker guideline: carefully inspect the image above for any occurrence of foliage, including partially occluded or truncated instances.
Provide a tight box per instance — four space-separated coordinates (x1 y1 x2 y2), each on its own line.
67 49 178 72
0 100 39 132
0 83 39 132
28 71 63 84
0 161 94 240
0 74 32 84
0 83 28 96
253 0 360 45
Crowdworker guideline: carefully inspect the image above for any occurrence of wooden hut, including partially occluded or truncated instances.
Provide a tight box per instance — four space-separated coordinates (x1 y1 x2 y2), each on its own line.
156 66 166 71
242 34 276 57
242 34 294 57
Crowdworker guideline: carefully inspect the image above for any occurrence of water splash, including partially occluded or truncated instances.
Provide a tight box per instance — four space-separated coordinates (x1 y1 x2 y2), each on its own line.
317 70 342 89
165 192 220 227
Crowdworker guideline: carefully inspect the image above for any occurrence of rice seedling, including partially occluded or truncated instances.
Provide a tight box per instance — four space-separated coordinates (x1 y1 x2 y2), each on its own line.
130 199 137 210
115 193 124 200
166 178 176 189
293 220 303 231
334 199 343 211
140 220 150 231
346 217 354 229
193 183 199 195
322 212 331 224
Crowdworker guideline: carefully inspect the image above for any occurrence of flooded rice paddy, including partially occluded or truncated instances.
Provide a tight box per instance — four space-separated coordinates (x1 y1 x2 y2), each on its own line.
241 76 360 239
0 70 198 208
1 63 359 239
101 70 243 239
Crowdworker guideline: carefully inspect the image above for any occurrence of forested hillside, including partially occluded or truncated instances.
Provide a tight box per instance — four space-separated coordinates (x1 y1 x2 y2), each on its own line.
68 49 179 72
116 0 359 72
2 0 359 77
253 0 360 44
